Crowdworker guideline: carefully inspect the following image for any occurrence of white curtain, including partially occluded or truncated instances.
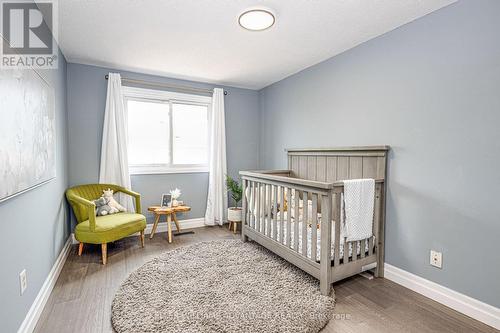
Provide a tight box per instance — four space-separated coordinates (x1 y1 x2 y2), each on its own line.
204 88 228 226
99 73 134 211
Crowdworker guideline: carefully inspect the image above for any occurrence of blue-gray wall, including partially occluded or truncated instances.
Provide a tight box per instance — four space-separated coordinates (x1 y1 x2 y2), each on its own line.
0 51 69 332
67 63 260 223
259 0 500 307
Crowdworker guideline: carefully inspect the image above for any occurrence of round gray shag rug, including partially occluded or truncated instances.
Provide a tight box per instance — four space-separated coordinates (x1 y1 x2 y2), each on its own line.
112 239 335 333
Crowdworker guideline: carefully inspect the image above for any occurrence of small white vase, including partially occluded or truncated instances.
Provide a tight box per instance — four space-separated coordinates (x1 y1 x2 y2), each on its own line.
227 207 242 222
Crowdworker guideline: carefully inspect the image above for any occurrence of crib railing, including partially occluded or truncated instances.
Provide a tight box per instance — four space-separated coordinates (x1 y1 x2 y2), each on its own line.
242 171 332 262
240 170 385 292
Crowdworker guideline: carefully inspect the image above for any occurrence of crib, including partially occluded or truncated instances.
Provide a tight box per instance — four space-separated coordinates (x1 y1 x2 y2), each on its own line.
240 146 389 295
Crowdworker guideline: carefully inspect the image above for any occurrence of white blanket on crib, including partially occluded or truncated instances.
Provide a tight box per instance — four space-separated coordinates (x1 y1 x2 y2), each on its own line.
342 179 375 242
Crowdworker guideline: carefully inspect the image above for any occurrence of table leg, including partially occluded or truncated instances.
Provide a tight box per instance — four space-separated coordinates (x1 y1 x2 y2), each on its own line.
172 213 181 232
150 214 160 239
167 214 172 243
233 221 238 233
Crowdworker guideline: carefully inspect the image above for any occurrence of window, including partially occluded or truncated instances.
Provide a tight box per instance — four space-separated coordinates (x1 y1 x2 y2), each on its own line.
124 86 211 174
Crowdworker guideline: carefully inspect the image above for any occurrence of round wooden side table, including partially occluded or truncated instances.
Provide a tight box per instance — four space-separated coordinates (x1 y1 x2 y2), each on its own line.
147 205 191 243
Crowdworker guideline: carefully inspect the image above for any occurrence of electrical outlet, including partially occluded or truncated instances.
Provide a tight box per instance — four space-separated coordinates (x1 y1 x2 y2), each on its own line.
19 269 27 295
430 250 442 268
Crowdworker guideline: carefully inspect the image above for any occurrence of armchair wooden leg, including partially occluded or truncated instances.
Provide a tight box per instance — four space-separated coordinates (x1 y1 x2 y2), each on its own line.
139 231 145 248
101 243 107 265
78 242 84 256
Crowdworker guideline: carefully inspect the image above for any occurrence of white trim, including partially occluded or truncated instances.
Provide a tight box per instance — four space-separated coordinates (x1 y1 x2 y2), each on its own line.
18 237 72 333
123 86 211 175
384 263 500 330
143 217 205 234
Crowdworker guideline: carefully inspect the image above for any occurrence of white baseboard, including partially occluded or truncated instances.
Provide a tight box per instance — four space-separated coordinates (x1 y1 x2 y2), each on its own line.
143 217 206 234
18 237 72 333
384 263 500 330
71 217 207 244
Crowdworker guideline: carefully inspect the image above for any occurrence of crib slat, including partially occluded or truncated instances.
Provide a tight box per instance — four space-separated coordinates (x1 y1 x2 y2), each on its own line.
302 191 308 256
286 187 292 248
320 193 333 294
352 241 358 261
263 184 269 234
311 193 318 261
262 183 266 233
251 182 255 230
268 185 271 237
255 183 260 232
360 239 366 258
294 190 300 251
272 185 278 240
343 239 349 264
333 192 340 267
369 236 374 256
251 181 256 229
242 179 247 230
247 181 252 228
254 182 258 230
279 186 284 244
263 185 272 237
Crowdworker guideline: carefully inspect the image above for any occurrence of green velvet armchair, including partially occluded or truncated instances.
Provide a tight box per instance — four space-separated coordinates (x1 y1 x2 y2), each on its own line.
66 184 147 264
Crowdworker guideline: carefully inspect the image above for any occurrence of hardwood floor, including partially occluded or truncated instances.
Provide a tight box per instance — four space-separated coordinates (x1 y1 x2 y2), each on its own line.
35 227 497 333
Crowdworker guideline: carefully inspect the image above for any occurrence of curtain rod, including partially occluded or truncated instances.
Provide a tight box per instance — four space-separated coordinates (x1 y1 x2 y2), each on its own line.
104 74 228 95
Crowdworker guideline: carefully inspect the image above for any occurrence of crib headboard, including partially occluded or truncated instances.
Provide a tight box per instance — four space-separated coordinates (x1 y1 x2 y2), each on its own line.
286 146 389 182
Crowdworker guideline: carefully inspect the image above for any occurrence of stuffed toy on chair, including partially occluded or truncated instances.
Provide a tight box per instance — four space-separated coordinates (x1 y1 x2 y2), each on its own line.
102 188 126 212
94 197 118 216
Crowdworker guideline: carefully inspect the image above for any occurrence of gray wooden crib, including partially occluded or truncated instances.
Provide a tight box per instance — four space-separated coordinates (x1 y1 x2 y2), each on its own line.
240 146 389 295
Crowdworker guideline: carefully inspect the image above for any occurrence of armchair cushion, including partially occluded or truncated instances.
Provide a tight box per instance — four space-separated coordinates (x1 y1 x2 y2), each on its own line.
75 212 146 244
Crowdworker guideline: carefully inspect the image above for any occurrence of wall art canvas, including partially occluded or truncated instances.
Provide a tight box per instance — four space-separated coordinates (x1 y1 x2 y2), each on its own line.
0 68 56 202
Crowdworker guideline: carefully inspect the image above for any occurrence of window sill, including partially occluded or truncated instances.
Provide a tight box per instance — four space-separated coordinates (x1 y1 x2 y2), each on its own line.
130 166 209 175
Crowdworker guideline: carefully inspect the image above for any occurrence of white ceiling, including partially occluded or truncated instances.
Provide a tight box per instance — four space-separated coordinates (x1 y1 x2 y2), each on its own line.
59 0 455 90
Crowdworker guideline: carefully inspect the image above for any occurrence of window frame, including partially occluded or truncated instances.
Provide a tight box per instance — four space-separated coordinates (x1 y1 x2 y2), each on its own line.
123 86 212 175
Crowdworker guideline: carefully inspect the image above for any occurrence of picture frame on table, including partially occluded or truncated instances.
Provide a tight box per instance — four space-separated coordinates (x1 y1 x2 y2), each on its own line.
161 194 172 208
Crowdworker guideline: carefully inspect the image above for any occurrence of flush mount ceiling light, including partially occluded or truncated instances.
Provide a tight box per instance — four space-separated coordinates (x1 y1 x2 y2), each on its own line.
238 9 275 31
